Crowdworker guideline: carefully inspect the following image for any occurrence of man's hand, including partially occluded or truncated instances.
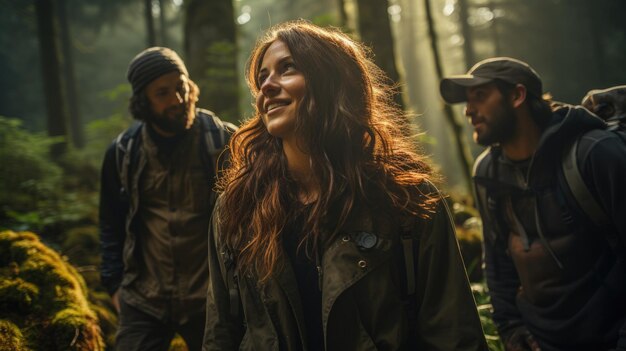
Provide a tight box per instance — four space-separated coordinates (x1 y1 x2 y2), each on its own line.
111 290 120 313
502 326 542 351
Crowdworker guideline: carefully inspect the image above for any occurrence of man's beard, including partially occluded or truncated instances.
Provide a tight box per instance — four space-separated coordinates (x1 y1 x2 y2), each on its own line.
475 100 517 146
148 101 195 136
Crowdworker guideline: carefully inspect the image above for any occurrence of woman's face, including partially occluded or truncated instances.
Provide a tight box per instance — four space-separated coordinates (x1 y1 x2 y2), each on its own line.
255 40 306 141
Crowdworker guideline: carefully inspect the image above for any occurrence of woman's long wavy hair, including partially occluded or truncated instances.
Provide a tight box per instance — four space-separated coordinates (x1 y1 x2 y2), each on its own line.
218 21 437 282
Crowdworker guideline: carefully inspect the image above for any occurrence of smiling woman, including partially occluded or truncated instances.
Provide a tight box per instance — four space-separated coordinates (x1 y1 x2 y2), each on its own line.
203 20 488 351
255 40 305 141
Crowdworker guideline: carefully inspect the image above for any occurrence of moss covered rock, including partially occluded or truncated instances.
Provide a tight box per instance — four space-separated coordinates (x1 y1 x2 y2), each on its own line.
0 319 28 351
0 230 104 350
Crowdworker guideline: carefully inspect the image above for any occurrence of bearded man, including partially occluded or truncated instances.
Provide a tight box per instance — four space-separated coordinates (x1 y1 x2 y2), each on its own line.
99 47 236 350
440 57 626 351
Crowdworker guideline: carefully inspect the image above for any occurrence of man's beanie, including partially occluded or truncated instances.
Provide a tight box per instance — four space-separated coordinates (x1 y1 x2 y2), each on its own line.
126 47 189 96
440 57 543 104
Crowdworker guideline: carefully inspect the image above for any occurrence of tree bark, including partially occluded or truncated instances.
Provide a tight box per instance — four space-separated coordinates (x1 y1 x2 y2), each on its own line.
398 0 420 107
158 0 168 46
184 0 239 122
457 0 476 69
424 0 474 195
35 0 68 158
57 0 84 148
337 0 348 28
487 1 502 56
145 0 156 46
355 0 404 108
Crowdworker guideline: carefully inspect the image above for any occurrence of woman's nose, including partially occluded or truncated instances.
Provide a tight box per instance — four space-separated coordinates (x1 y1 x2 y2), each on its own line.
260 74 280 97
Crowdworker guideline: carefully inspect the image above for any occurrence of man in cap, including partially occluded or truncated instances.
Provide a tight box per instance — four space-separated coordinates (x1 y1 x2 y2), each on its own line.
99 47 236 350
440 57 626 351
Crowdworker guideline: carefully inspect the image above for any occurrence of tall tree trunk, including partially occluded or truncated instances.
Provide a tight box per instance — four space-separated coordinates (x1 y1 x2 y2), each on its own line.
158 0 168 46
487 1 502 56
35 0 68 158
184 0 239 122
457 0 476 69
424 0 473 195
145 0 156 46
398 0 420 107
57 0 84 148
337 0 348 28
583 0 607 84
355 0 404 108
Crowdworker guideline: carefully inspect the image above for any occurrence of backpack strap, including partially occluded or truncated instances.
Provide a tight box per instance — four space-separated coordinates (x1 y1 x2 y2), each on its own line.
400 228 418 296
473 147 511 247
561 136 610 227
197 109 235 147
400 213 426 350
115 122 143 200
196 110 236 182
222 247 240 319
561 134 626 257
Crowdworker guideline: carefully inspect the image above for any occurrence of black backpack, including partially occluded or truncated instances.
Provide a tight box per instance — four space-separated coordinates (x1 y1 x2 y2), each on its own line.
570 85 626 234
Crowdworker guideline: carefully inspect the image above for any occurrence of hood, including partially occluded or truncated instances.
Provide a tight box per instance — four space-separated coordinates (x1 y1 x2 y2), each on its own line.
528 105 606 186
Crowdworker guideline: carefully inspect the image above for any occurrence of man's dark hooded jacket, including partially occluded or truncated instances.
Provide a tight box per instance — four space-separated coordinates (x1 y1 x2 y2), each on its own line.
474 106 626 350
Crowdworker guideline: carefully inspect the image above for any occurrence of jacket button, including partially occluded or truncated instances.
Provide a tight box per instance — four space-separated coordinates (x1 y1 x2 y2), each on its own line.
358 260 367 268
354 231 377 249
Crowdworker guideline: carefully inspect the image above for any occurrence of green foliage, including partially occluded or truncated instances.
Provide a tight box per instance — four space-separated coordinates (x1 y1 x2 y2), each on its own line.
451 199 484 282
472 283 505 351
0 230 104 350
0 109 129 349
0 117 64 229
451 197 502 349
0 113 130 233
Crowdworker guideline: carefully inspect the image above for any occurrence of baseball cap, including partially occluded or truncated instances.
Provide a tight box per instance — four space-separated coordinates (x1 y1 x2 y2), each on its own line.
439 57 543 104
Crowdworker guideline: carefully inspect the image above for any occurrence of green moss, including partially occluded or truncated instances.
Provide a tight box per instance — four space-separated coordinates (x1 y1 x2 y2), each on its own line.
89 303 117 348
0 277 39 313
0 319 29 351
169 334 188 351
49 308 104 350
0 230 104 350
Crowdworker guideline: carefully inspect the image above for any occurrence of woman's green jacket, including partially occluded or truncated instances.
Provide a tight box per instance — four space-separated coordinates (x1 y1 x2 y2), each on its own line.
203 197 488 351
